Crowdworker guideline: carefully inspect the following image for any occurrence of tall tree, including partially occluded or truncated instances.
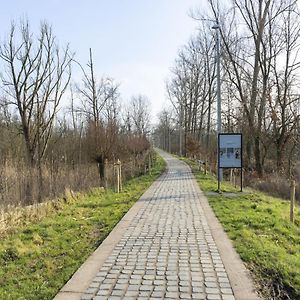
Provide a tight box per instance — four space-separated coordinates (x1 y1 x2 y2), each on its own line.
129 95 151 137
0 20 72 200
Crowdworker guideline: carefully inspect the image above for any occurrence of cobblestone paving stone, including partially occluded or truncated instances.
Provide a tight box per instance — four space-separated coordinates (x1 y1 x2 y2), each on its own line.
81 152 236 300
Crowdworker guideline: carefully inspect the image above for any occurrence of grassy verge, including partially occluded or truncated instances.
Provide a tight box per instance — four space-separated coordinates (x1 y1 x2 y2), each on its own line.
181 157 300 300
0 154 166 300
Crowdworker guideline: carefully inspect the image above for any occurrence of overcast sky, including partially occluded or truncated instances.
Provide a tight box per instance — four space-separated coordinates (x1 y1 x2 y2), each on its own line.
0 0 205 122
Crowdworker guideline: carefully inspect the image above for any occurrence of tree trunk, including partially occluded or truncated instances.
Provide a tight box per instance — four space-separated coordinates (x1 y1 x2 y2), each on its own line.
97 158 105 181
37 161 43 203
254 136 263 176
276 145 285 172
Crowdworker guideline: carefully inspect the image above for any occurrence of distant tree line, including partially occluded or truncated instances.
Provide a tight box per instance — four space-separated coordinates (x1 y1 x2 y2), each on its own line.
0 20 151 207
155 0 300 178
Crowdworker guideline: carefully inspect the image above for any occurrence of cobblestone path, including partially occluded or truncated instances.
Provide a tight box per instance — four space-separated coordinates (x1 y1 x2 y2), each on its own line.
81 151 235 300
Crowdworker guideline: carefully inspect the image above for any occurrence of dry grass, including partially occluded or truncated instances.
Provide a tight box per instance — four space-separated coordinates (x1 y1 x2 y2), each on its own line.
0 162 99 209
247 173 300 204
0 152 153 233
0 187 80 235
0 153 166 300
0 153 152 210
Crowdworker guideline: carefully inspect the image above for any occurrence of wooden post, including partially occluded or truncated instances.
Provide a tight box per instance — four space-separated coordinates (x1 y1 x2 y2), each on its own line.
204 159 207 175
240 168 243 192
116 160 120 193
290 180 295 223
230 169 233 184
119 160 122 192
234 169 237 188
104 159 108 189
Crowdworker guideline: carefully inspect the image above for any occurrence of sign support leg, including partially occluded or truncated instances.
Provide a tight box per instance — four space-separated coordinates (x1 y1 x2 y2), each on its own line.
240 167 243 192
218 167 221 192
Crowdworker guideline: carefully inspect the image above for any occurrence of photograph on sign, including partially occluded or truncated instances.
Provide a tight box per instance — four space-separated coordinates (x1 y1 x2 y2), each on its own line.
219 134 242 168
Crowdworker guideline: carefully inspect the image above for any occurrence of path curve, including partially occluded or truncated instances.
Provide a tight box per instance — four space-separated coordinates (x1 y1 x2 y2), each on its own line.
54 150 259 300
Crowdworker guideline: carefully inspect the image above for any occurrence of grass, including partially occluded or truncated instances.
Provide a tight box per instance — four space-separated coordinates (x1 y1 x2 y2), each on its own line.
0 154 166 300
181 157 300 300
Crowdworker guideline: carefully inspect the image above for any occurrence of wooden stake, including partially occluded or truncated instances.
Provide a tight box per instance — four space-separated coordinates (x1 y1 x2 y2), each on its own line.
116 159 120 193
290 180 295 223
119 160 122 192
234 170 236 188
240 168 243 192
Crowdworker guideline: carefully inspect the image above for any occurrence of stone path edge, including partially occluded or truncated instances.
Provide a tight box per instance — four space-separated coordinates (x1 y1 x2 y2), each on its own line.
186 162 260 300
53 170 168 300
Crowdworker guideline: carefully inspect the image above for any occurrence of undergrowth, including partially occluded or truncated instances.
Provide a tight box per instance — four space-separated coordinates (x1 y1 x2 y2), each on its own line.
0 154 166 300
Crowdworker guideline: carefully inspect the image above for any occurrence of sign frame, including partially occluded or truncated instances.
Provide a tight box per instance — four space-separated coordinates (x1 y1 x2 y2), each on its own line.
218 133 243 192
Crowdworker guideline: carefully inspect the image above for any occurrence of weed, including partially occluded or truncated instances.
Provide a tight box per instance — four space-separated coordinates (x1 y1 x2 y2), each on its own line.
1 247 19 262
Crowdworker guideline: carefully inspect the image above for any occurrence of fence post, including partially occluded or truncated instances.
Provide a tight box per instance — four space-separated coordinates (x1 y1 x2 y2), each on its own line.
290 180 295 223
116 160 120 193
234 169 237 188
240 168 244 192
119 160 122 192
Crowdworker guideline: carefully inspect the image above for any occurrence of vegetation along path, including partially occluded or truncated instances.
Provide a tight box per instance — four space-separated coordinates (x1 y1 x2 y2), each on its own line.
55 150 258 300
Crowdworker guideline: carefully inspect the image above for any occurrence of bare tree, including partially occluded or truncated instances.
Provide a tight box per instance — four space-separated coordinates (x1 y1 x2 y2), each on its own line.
204 0 300 175
162 0 300 178
75 48 120 184
75 48 119 124
0 20 72 201
129 95 151 137
156 109 174 152
166 28 216 157
267 1 300 171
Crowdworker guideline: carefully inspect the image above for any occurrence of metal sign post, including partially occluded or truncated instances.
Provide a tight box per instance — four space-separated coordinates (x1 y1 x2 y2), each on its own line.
218 133 243 192
212 22 223 185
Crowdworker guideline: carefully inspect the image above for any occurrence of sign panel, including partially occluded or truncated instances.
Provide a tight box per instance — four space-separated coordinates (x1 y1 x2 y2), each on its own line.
219 134 242 168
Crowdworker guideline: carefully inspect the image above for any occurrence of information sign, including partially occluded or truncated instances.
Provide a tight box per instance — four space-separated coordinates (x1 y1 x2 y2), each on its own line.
218 134 242 168
218 133 243 192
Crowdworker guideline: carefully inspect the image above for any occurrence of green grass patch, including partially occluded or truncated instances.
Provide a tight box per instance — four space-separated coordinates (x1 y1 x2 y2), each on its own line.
0 154 166 300
182 157 300 300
